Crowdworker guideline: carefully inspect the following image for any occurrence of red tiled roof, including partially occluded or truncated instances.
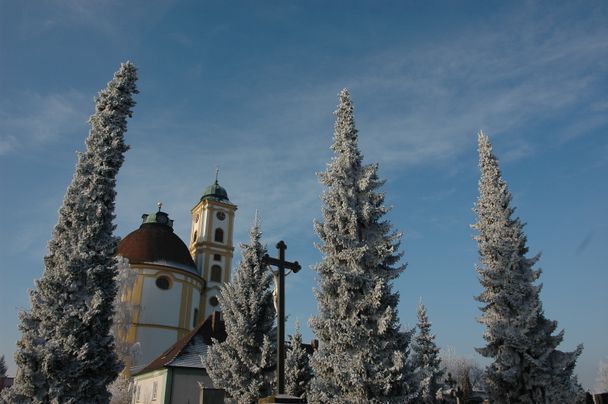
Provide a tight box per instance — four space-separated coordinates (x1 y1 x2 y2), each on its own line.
118 222 196 270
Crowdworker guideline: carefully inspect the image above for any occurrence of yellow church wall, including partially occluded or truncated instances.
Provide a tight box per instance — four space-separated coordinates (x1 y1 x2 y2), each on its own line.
185 188 237 345
139 274 181 327
122 263 204 370
190 288 201 327
203 202 214 242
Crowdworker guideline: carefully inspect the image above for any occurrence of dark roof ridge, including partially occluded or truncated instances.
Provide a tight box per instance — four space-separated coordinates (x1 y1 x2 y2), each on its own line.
134 311 226 375
117 220 197 271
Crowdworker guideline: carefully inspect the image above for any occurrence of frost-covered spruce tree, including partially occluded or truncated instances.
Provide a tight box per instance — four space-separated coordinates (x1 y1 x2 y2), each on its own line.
0 356 6 404
411 302 444 403
285 322 313 398
0 355 6 379
203 219 275 404
110 256 139 370
473 131 583 404
2 63 138 404
309 89 415 403
108 256 139 403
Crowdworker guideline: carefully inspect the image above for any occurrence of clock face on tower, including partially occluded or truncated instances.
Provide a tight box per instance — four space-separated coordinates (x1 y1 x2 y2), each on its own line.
216 211 226 221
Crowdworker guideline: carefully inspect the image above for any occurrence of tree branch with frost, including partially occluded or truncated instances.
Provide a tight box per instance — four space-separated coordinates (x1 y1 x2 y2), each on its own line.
2 62 138 404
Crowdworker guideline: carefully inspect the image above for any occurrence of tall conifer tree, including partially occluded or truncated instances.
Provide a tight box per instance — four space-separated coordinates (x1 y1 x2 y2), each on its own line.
108 256 139 403
309 89 415 403
204 219 275 404
411 302 443 403
473 131 583 403
0 355 6 379
2 63 138 404
285 322 313 399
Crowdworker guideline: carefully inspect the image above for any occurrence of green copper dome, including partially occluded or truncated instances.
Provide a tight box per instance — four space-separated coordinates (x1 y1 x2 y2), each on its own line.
141 204 174 228
202 180 230 202
118 204 197 272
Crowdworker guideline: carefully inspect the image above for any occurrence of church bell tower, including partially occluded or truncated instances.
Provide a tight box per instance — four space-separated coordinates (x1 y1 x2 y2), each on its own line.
189 176 236 321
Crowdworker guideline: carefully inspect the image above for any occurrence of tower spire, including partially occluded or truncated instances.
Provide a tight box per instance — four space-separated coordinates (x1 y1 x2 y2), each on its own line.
215 166 220 183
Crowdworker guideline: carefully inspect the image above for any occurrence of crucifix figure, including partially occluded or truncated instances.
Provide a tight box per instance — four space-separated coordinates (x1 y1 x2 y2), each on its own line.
262 240 301 395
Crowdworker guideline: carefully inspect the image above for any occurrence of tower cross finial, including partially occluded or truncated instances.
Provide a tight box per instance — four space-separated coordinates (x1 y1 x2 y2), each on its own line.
215 166 220 183
157 202 162 212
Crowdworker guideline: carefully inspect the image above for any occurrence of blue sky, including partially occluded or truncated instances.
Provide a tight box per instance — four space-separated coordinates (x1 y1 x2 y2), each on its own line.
1 0 606 390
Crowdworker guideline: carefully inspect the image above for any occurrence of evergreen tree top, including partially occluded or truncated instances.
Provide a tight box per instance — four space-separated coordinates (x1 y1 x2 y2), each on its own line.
203 218 274 403
0 355 6 378
473 131 583 403
310 90 414 403
331 89 360 157
3 62 138 404
415 302 431 332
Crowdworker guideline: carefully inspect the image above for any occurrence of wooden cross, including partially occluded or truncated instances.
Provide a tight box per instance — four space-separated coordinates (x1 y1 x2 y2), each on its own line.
262 240 301 395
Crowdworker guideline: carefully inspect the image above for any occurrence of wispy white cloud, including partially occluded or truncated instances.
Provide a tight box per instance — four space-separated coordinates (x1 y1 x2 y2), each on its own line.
114 109 327 251
500 140 536 163
0 135 17 155
169 31 197 47
15 0 119 38
112 1 608 254
337 3 608 167
13 0 177 42
0 91 89 155
2 1 606 386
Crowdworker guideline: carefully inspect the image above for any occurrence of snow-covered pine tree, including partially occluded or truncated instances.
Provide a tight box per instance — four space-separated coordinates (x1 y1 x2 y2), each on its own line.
309 89 415 403
473 131 583 404
0 355 6 379
411 302 444 403
111 257 138 369
203 219 275 404
0 355 6 404
285 322 313 398
2 63 138 404
108 256 139 403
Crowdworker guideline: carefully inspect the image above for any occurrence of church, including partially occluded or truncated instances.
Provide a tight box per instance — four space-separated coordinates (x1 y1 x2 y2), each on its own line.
116 177 235 402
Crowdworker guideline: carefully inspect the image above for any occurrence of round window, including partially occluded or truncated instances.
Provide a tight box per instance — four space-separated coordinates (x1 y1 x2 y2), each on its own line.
209 296 219 307
155 276 171 290
216 211 226 221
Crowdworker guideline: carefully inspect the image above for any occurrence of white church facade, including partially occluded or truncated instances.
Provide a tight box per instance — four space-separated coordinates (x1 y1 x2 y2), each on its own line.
116 178 236 371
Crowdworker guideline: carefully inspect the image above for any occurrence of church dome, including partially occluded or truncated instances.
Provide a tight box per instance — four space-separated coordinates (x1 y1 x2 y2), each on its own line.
201 180 230 203
118 209 197 273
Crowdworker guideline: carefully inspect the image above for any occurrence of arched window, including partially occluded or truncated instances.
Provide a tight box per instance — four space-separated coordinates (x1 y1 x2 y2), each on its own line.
214 228 224 243
210 265 222 282
192 231 197 242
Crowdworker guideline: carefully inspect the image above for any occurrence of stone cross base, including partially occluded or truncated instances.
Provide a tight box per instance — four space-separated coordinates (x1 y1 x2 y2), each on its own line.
258 394 306 403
